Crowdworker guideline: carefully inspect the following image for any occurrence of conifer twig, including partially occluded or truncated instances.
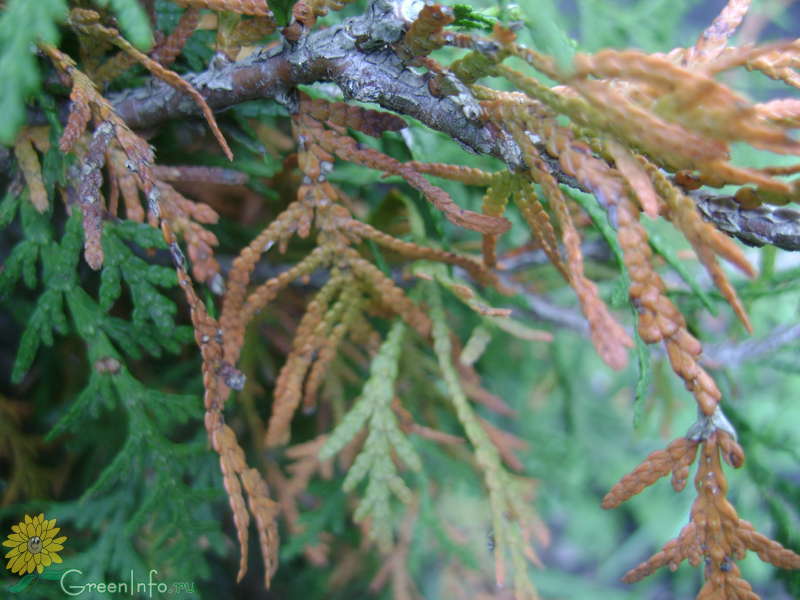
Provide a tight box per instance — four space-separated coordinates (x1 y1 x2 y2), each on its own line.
8 0 793 251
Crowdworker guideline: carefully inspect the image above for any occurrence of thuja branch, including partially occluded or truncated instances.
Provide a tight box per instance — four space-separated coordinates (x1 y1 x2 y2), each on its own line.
107 0 800 252
111 0 523 167
7 0 799 597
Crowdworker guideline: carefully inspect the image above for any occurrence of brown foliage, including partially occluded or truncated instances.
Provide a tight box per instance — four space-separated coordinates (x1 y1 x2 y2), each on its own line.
602 437 700 509
151 7 202 66
172 0 273 17
398 4 454 60
13 134 49 213
69 8 233 160
617 430 800 592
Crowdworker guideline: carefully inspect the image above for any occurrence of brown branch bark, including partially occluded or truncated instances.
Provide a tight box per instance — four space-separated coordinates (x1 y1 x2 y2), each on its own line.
694 192 800 251
110 0 523 168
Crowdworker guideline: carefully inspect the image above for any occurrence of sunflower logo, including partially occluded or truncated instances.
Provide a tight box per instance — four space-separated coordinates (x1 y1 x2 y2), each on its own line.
3 514 67 576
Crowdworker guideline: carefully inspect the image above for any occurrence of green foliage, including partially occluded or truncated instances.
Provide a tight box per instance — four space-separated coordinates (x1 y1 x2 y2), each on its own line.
575 0 695 52
630 304 652 430
521 0 575 74
450 4 496 32
154 0 214 70
1 191 215 595
271 0 297 27
91 0 153 50
0 189 21 228
428 280 538 596
279 482 347 561
6 205 80 382
0 0 67 145
3 204 186 383
98 221 188 357
38 96 71 193
7 572 37 593
646 226 717 315
320 321 421 550
45 365 222 594
565 188 630 306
